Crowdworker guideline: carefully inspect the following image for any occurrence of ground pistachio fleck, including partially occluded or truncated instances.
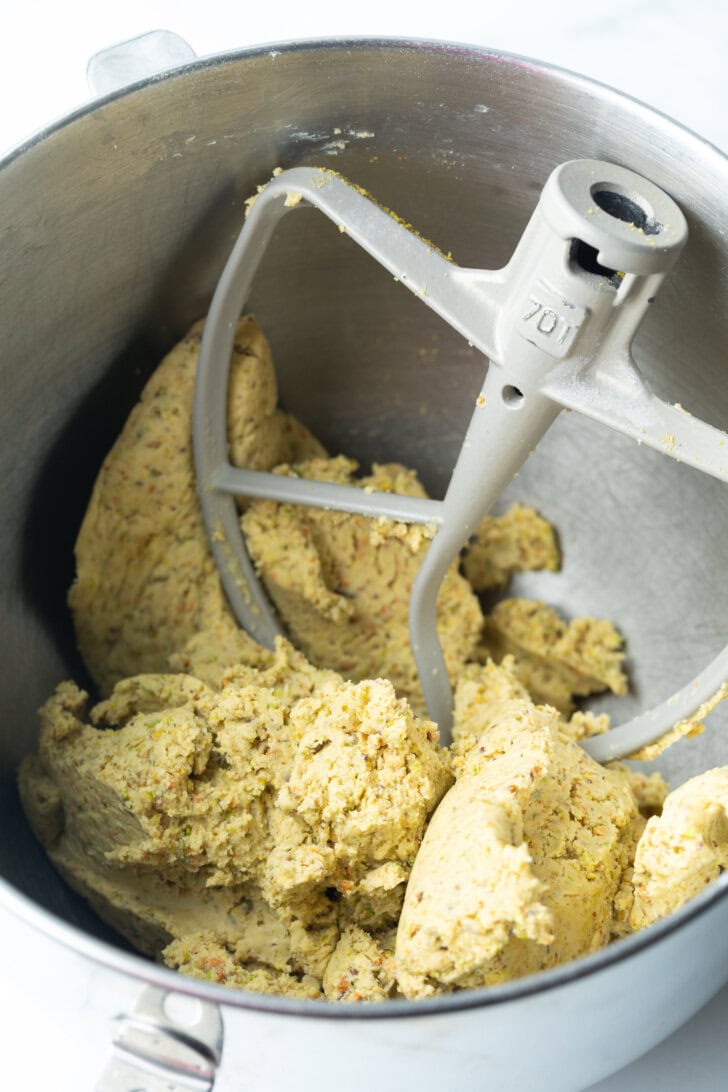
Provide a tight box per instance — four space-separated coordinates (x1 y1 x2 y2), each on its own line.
19 314 728 1002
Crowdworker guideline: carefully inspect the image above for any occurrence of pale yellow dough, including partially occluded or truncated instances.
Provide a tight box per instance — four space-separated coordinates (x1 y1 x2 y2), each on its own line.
463 503 560 591
396 678 641 996
478 598 627 714
21 314 728 1004
68 316 325 695
241 456 483 713
630 768 728 929
18 639 451 996
323 926 398 1002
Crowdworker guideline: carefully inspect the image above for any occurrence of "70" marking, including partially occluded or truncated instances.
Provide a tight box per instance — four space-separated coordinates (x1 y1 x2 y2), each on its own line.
518 292 588 358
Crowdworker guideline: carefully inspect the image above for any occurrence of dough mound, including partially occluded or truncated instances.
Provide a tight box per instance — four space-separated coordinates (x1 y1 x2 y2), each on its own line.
68 316 324 694
18 640 452 996
22 314 728 1006
242 456 483 712
396 689 641 996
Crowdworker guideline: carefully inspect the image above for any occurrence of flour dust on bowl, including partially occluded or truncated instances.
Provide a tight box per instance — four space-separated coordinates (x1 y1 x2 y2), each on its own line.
2 36 728 1092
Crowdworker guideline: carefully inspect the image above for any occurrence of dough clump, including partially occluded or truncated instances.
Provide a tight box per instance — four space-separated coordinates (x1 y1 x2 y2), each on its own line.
19 639 452 998
463 502 560 591
396 666 641 996
630 768 728 929
241 456 482 713
68 315 325 694
478 598 627 714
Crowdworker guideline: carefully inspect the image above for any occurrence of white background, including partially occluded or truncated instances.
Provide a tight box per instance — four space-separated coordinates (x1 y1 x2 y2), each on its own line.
3 2 728 1089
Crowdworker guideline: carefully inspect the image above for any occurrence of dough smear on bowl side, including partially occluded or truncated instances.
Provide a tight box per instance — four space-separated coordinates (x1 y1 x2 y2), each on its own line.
19 315 728 1001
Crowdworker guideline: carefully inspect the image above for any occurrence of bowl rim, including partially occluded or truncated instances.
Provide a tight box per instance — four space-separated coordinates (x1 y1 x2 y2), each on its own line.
3 32 728 175
3 32 728 1019
4 867 728 1018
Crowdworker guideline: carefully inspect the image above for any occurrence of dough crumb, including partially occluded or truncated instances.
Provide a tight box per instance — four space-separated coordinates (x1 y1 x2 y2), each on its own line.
323 926 398 1002
626 680 728 761
463 503 560 591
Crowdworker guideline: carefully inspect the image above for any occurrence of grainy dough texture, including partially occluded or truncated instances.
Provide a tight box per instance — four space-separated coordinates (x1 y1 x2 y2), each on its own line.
463 502 560 591
19 639 452 996
242 456 483 713
630 768 728 929
396 665 642 996
20 314 728 1003
478 598 627 714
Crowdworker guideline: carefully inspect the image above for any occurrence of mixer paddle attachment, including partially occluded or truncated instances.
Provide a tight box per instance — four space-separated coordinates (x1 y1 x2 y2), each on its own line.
194 160 728 758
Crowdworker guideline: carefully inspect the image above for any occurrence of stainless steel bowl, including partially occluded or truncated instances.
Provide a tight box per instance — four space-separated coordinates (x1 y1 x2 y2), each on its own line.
2 36 728 1091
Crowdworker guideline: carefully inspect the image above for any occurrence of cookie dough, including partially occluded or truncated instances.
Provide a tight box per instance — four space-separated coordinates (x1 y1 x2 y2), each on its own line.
396 665 642 996
68 315 325 695
478 598 627 714
322 926 398 1002
241 455 483 712
18 638 452 996
463 502 560 592
630 767 728 928
20 313 728 1004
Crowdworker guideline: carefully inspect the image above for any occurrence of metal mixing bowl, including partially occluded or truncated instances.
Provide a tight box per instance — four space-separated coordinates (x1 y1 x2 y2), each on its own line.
1 37 727 1091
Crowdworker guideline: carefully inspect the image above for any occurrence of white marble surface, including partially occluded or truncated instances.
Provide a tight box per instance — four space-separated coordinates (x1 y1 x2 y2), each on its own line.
3 2 728 1089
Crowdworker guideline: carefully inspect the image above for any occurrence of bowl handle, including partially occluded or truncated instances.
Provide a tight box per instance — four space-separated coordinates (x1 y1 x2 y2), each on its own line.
96 983 222 1091
87 30 196 98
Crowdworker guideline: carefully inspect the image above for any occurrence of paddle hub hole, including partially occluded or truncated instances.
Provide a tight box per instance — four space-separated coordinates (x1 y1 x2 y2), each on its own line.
502 385 524 408
591 183 661 236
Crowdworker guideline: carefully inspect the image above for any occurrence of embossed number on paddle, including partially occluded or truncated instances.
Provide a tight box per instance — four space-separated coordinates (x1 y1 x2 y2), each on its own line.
519 289 588 358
